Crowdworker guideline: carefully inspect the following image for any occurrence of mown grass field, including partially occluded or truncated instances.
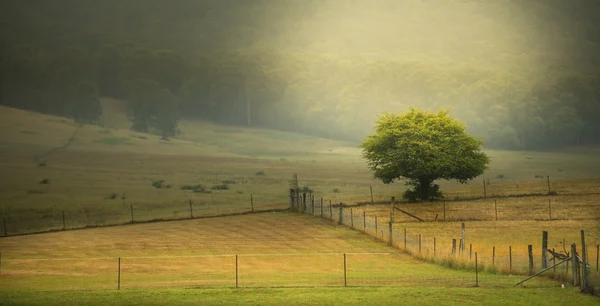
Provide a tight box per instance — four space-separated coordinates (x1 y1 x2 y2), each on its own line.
1 103 600 304
1 212 598 305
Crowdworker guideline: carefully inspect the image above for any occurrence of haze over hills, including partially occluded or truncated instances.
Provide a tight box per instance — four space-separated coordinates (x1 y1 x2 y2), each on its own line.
1 0 600 151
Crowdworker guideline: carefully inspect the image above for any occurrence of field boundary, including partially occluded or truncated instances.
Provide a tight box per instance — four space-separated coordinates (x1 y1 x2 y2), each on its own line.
0 208 288 239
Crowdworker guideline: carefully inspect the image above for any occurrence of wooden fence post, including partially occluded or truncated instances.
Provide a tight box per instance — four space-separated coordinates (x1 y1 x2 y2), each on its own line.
461 223 466 253
369 185 374 204
418 234 422 254
404 228 407 250
548 199 551 220
338 205 343 225
483 179 487 198
303 193 307 212
528 245 534 275
509 246 512 271
235 254 239 289
117 257 121 290
343 253 347 287
388 221 393 246
475 252 479 287
494 200 498 221
469 244 472 259
452 239 457 255
542 231 548 269
492 246 495 266
571 243 579 286
350 208 354 228
189 200 194 218
320 197 323 217
547 176 551 194
363 211 366 230
553 248 556 277
311 195 315 215
289 189 295 211
596 244 599 272
375 217 378 233
581 230 590 291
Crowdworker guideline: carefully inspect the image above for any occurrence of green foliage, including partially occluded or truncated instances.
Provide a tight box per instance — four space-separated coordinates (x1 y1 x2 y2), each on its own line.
332 188 341 193
95 137 130 145
152 180 165 189
361 108 490 200
255 171 266 176
211 184 229 190
39 179 50 185
222 180 236 184
105 193 118 200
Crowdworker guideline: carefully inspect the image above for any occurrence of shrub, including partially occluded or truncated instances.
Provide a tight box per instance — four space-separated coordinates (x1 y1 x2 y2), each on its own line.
496 174 504 179
256 171 266 176
181 184 201 190
211 184 229 190
332 188 340 193
534 174 544 179
236 190 244 194
37 162 46 167
222 180 236 184
193 186 211 194
152 180 165 189
106 193 118 200
39 179 50 184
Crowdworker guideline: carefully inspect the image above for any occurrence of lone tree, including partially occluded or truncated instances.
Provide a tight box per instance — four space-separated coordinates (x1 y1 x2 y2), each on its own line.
360 108 490 201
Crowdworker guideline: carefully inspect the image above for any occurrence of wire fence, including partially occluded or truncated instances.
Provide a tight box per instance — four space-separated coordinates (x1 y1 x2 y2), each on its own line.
0 252 481 291
0 195 287 237
293 198 600 294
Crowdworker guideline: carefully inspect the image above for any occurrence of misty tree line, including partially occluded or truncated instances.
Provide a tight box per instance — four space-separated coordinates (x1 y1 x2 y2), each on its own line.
0 0 599 148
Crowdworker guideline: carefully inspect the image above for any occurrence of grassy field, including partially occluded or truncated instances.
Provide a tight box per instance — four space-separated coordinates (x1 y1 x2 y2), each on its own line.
1 103 600 235
1 212 598 305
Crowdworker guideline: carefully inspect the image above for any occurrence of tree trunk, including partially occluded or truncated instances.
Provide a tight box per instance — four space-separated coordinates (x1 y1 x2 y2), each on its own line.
417 177 434 200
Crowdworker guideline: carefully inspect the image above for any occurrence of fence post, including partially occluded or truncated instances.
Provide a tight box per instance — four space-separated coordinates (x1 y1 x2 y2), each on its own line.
251 194 254 212
483 179 487 198
370 185 374 204
492 246 495 266
388 221 393 246
452 239 457 255
469 244 472 259
117 257 121 290
494 200 498 221
343 253 347 287
475 252 479 287
509 246 512 271
581 230 590 291
547 176 551 194
390 196 395 223
235 254 239 289
553 248 556 277
571 243 579 286
443 202 446 221
303 193 307 212
289 189 295 211
434 237 436 256
363 211 366 230
338 205 343 225
375 217 378 233
542 231 548 269
311 196 315 215
350 208 354 228
461 223 466 253
189 200 194 219
548 199 551 220
320 197 323 217
62 211 66 230
329 201 332 219
596 244 600 272
528 245 534 275
418 234 422 254
130 205 134 223
404 228 407 250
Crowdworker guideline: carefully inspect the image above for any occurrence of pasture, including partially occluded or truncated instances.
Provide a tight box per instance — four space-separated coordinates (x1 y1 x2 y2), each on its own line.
1 213 598 305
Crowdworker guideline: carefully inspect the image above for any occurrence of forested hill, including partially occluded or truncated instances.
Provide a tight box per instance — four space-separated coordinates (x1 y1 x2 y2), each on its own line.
1 0 599 150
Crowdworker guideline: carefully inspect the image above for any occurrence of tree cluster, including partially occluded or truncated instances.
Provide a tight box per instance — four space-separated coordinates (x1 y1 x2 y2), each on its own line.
1 0 599 148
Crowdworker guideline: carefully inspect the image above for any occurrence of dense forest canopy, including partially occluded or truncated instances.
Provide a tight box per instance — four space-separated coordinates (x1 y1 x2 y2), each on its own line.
1 0 599 148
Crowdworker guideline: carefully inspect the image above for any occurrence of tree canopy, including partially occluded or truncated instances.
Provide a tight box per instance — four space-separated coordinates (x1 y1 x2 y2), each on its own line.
361 108 490 201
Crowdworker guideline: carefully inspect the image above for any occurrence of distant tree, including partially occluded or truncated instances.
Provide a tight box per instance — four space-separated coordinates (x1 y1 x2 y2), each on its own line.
360 108 490 201
125 78 178 138
72 81 102 124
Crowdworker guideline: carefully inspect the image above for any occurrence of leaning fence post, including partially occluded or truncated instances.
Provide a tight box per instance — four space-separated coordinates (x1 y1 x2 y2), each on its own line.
528 245 534 275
